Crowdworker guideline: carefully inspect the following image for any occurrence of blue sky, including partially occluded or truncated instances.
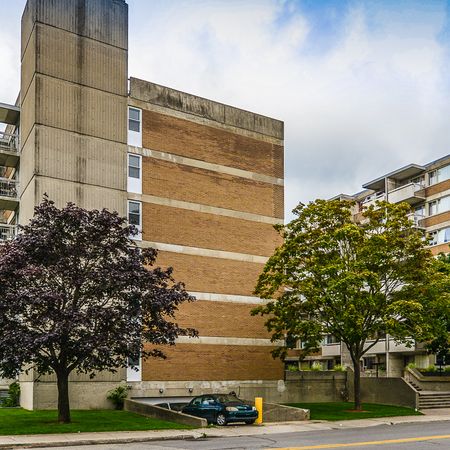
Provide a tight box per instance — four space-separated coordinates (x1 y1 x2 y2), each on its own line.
1 0 450 219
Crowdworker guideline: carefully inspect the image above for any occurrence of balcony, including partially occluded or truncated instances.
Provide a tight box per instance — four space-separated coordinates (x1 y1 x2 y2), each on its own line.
0 224 17 241
407 212 425 229
362 192 386 210
0 131 20 167
388 182 425 205
322 343 341 357
0 178 19 210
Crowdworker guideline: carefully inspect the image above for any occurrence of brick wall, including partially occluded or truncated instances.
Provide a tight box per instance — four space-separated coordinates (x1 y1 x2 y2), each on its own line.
142 110 283 178
425 179 450 197
142 157 283 218
142 343 283 381
174 301 270 339
153 251 264 296
142 203 281 257
423 211 450 228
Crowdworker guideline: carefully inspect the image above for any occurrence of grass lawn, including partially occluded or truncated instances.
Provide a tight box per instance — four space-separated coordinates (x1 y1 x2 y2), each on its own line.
284 402 423 421
0 409 194 435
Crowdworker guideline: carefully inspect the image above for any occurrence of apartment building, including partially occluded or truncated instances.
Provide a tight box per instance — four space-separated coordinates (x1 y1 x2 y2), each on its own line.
0 0 284 409
293 155 450 377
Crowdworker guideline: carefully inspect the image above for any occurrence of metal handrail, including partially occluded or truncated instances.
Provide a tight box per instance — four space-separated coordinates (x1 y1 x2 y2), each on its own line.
0 224 16 241
0 178 19 198
0 131 19 153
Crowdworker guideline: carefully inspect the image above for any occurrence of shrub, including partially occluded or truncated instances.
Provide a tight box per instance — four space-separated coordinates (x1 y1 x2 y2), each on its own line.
420 365 436 373
333 364 346 372
406 362 416 369
445 366 450 373
311 362 322 371
286 364 299 372
107 384 130 410
1 382 20 407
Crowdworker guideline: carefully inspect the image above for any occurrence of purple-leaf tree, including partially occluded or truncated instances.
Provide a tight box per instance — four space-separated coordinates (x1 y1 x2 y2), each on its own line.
0 197 196 423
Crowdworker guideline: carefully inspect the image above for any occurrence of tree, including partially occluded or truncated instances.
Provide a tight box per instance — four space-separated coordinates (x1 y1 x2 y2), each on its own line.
425 253 450 366
253 199 440 410
0 198 196 423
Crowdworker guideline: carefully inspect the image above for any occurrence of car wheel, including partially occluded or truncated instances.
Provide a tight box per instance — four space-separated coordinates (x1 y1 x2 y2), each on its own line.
245 419 255 424
216 413 227 426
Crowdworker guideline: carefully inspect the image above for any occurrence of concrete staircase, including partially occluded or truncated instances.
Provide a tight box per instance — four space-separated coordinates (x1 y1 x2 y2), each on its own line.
418 391 450 409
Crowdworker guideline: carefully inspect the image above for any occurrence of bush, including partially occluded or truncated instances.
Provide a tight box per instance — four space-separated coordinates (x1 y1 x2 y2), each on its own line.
1 382 20 407
419 365 436 373
311 362 322 371
107 384 130 410
334 364 346 372
406 362 416 369
286 364 299 372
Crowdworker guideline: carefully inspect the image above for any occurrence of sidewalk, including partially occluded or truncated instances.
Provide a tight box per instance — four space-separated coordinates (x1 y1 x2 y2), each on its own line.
1 412 450 448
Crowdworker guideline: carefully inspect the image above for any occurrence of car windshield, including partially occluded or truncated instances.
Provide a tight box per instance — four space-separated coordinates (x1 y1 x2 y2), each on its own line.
216 395 244 404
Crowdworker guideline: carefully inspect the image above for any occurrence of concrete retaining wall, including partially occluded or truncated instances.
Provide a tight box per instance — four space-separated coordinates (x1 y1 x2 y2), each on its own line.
245 399 309 422
124 399 207 428
348 376 417 409
404 368 450 392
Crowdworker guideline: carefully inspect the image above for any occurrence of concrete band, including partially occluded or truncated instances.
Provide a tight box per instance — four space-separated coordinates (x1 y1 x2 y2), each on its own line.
128 193 283 225
138 240 269 264
189 292 271 305
128 145 284 186
175 336 282 347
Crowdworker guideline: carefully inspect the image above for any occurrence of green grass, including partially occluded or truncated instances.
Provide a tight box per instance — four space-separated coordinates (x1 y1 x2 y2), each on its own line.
284 402 422 421
0 409 194 435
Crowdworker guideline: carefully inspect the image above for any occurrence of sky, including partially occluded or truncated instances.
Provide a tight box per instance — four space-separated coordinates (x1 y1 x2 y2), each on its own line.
1 0 450 220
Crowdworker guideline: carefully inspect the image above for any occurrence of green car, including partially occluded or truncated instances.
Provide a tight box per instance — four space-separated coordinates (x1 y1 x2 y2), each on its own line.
182 394 258 425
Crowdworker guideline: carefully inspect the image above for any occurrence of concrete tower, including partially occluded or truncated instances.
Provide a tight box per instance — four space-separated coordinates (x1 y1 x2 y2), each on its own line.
20 0 129 223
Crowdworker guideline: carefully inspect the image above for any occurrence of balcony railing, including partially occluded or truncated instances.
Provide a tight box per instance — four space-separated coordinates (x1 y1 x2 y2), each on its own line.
362 193 386 209
0 131 19 154
388 182 425 205
0 178 19 199
407 212 425 229
0 224 17 241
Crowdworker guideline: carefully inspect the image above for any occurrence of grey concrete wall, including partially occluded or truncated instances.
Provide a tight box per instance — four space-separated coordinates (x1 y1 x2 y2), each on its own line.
405 368 450 392
124 399 207 428
244 399 309 422
129 78 283 140
348 376 417 409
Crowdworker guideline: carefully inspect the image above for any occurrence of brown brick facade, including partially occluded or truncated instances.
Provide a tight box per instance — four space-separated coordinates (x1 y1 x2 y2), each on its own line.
142 344 283 381
142 110 283 178
174 301 270 339
425 179 450 197
431 243 450 255
422 211 450 228
153 251 264 296
142 157 283 219
142 203 281 257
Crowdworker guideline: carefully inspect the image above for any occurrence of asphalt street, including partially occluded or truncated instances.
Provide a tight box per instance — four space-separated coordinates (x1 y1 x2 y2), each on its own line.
37 420 450 450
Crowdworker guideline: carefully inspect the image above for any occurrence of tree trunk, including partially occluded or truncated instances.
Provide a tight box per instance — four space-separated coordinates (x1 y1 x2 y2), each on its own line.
56 370 71 423
352 357 362 411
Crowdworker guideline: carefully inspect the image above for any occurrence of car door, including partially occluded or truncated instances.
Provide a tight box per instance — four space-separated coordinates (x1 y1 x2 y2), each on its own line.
183 396 203 417
200 395 219 422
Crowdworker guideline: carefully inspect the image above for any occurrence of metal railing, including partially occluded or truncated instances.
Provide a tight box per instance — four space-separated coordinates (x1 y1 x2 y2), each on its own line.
0 224 17 241
0 178 19 198
407 212 425 228
0 131 19 153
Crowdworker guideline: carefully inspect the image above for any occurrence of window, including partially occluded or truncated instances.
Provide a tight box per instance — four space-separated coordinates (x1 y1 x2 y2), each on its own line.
428 196 450 216
128 154 141 179
428 227 450 246
428 164 450 186
128 107 142 147
127 154 142 194
128 200 142 240
128 108 141 132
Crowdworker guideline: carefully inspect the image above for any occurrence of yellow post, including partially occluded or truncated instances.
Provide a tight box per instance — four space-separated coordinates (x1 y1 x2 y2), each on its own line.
255 397 263 424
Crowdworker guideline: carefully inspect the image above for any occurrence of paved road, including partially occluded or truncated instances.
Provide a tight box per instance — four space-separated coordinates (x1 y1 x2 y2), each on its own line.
40 420 450 449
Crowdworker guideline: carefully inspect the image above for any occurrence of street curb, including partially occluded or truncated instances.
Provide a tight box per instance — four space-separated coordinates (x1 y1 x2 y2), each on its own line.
2 416 450 449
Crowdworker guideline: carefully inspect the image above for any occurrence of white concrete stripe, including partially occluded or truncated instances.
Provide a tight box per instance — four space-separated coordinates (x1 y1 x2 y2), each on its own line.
176 336 283 347
139 240 269 264
128 145 284 186
128 192 282 225
189 292 271 305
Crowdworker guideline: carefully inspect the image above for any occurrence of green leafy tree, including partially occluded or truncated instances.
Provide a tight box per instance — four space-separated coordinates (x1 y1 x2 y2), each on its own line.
0 198 196 423
253 199 441 410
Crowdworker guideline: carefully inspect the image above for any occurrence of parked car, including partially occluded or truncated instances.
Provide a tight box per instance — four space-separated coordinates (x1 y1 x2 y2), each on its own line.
181 394 258 425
